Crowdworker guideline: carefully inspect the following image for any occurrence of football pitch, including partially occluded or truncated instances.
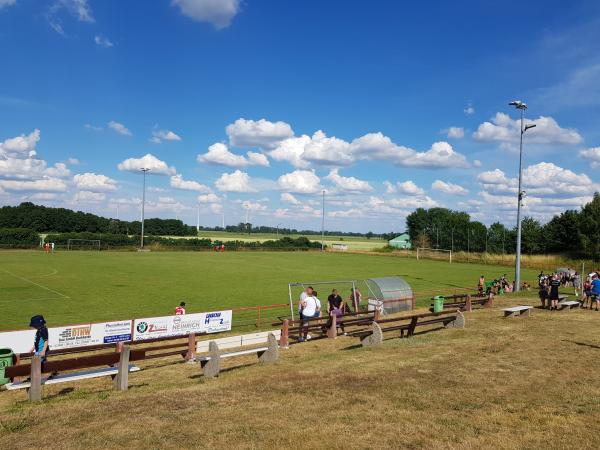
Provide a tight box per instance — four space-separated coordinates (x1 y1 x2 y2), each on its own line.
0 250 540 331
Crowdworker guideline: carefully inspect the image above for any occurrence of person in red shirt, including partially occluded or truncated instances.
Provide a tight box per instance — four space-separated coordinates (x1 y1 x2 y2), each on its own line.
175 302 186 315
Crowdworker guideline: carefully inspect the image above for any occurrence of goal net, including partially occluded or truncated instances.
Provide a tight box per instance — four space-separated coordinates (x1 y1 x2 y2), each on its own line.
67 239 101 251
416 247 452 263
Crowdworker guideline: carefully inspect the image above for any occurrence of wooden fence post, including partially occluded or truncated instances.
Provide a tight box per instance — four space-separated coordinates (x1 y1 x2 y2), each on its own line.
279 319 289 348
185 333 196 361
114 345 130 392
326 314 337 339
374 306 381 321
28 355 42 402
465 295 472 312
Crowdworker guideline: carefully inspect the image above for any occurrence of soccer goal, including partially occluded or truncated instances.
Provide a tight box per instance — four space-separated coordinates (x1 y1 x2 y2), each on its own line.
67 239 101 251
416 247 452 263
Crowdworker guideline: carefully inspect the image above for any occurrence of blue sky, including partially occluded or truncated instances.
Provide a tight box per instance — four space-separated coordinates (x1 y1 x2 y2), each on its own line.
1 0 599 233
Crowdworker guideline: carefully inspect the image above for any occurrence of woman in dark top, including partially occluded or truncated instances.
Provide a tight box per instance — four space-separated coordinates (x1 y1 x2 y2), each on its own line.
549 274 561 310
327 289 345 334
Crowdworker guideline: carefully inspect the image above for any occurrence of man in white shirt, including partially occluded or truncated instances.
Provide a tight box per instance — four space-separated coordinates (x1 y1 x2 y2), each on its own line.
298 286 313 314
299 290 321 342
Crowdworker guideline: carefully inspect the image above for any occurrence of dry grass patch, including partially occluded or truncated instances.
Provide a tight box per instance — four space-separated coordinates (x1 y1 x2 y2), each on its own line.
2 296 600 449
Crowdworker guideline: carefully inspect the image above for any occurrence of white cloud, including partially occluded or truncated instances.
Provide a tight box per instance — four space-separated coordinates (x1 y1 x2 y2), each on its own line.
278 170 321 194
325 169 373 193
66 157 80 165
74 190 105 203
464 104 475 115
118 153 176 176
215 170 255 192
537 63 600 109
73 173 117 192
431 180 469 195
269 135 312 168
473 112 582 145
198 142 269 168
170 174 211 192
0 178 67 192
197 193 220 203
302 131 353 166
108 121 132 136
402 141 469 168
241 200 267 212
94 35 113 48
445 127 465 139
150 129 182 144
84 124 102 131
226 118 294 149
25 192 60 201
0 129 40 158
281 192 301 205
0 1 16 9
172 0 241 29
395 181 426 196
580 146 600 169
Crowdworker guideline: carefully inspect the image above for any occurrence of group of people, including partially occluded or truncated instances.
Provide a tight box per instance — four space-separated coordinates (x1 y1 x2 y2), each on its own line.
43 242 55 253
477 274 516 296
296 286 362 342
538 271 600 310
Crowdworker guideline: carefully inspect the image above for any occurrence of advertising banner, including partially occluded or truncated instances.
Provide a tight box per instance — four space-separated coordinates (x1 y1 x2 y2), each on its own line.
49 320 133 350
132 310 232 341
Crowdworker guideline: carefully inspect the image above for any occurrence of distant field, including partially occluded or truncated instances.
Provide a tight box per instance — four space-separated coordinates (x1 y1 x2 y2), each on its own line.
197 231 386 251
0 250 542 331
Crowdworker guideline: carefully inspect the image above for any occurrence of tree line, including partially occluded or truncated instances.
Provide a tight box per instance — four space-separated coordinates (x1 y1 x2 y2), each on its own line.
406 193 600 260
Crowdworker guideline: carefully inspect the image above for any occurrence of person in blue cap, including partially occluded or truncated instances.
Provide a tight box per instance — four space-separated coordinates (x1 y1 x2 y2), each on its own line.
29 315 49 362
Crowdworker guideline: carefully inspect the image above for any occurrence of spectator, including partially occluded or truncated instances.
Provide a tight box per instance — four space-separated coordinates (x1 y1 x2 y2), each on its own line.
327 289 345 334
29 315 49 363
298 291 320 342
175 302 186 315
583 277 593 309
298 286 313 315
478 276 485 295
349 287 362 312
549 274 561 310
591 274 600 312
538 282 549 309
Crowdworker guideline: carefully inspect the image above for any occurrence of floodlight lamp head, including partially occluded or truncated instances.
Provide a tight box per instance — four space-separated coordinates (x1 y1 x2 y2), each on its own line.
524 124 536 131
509 100 527 110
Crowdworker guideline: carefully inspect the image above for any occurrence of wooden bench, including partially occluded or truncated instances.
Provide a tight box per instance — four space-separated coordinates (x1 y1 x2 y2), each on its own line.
351 310 465 347
198 333 278 378
503 306 532 318
4 346 145 401
430 293 491 312
558 300 581 311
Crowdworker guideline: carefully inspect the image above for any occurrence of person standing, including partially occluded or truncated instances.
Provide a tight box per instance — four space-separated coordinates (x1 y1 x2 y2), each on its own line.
478 276 485 296
591 275 600 312
349 287 362 312
549 274 561 310
298 291 318 342
29 315 49 363
327 289 345 334
298 286 313 316
175 302 186 315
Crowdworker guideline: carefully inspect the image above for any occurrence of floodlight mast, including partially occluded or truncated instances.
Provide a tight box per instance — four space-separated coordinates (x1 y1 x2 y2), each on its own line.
509 100 535 292
140 168 150 248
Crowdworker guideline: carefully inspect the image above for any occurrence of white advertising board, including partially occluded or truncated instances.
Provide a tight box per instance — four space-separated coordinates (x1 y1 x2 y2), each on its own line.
132 310 232 341
0 329 36 354
50 320 133 350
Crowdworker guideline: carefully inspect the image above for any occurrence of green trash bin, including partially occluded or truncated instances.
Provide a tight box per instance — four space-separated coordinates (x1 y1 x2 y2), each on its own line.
433 296 445 313
0 348 14 385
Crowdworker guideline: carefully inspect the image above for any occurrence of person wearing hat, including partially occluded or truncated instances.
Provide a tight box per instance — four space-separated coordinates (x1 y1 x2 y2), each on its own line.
29 315 49 362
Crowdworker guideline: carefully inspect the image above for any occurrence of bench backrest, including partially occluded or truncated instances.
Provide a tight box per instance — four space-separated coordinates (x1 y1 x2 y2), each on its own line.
5 349 146 378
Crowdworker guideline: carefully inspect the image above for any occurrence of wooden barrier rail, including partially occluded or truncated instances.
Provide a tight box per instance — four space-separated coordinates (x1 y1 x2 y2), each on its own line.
430 293 492 312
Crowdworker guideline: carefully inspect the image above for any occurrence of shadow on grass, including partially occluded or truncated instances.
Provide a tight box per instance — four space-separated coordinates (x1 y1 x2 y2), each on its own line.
563 340 600 350
188 362 261 380
341 326 444 350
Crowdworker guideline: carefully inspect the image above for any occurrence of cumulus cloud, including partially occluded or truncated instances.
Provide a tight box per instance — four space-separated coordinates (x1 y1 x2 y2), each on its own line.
198 142 269 168
269 135 312 168
74 190 105 203
73 173 117 192
325 169 373 193
580 146 600 169
278 170 321 194
445 127 465 139
226 118 294 149
150 129 182 144
108 121 132 136
170 174 211 193
172 0 241 29
215 170 255 192
473 112 582 145
241 200 267 212
281 192 301 205
94 35 113 48
0 129 40 158
431 180 469 195
197 193 220 203
390 180 426 196
117 153 176 176
84 124 102 131
0 178 68 192
464 104 475 115
47 0 94 35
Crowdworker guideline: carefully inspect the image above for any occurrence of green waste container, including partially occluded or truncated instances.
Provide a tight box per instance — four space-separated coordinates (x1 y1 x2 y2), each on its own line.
433 296 445 313
0 348 14 385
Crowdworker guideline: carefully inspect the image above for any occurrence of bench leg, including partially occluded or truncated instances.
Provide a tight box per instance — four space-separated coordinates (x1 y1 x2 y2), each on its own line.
28 355 42 402
524 309 531 317
203 341 221 379
279 320 289 349
326 314 337 339
114 346 130 391
258 333 279 364
361 322 383 348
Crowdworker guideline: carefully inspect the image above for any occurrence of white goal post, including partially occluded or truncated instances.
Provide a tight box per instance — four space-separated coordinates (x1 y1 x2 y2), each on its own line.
67 239 101 251
416 247 452 263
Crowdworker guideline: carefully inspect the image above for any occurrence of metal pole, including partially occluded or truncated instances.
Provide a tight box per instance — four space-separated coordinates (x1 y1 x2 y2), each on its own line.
451 228 454 253
321 190 325 252
515 107 524 292
467 227 470 262
140 168 150 248
196 205 200 234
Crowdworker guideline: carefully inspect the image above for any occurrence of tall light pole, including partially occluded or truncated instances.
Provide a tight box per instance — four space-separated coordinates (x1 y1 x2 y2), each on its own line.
140 168 150 248
196 204 200 234
276 223 282 238
509 100 536 292
321 190 325 252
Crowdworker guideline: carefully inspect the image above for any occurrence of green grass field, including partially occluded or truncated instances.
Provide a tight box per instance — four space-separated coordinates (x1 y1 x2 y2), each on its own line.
0 250 541 331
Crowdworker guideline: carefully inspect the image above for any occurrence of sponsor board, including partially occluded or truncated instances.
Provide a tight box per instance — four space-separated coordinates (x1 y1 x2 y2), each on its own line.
50 320 133 350
133 310 232 341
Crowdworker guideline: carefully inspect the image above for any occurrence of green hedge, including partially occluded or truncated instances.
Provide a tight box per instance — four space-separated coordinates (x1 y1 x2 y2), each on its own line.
0 228 40 248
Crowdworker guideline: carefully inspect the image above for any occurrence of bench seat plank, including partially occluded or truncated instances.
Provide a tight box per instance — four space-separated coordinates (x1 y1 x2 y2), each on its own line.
4 365 140 390
198 347 269 362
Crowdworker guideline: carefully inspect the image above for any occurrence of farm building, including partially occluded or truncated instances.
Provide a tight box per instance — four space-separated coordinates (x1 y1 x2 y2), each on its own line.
388 233 412 249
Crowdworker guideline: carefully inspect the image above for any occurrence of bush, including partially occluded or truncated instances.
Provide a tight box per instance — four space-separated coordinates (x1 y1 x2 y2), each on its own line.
0 228 40 248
